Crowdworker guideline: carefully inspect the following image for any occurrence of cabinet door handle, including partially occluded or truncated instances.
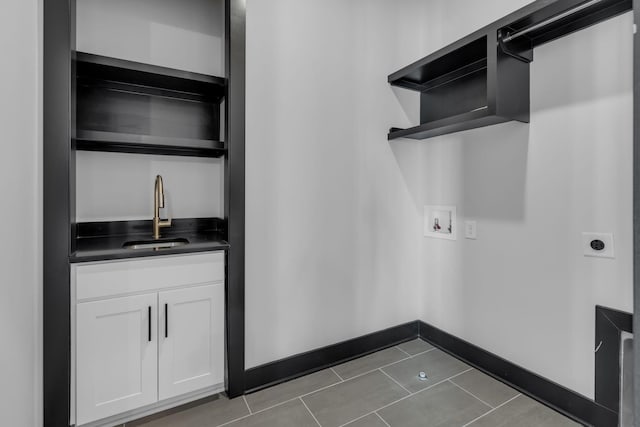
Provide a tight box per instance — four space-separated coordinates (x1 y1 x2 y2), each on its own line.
148 306 152 342
164 303 168 338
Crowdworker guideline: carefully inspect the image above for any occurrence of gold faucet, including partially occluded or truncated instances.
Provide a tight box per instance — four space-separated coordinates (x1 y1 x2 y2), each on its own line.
153 175 172 239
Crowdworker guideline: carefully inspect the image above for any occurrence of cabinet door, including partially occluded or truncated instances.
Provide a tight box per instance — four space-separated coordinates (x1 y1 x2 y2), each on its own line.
158 283 224 400
76 293 158 425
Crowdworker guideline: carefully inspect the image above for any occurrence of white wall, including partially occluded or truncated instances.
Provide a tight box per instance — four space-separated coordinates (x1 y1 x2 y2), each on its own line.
76 152 224 221
76 0 224 76
244 0 432 368
5 3 628 422
246 0 634 400
75 0 225 222
417 4 633 398
0 0 42 425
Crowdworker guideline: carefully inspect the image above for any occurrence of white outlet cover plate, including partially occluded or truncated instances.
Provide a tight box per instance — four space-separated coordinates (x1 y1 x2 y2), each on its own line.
424 205 456 240
582 232 614 258
465 220 477 239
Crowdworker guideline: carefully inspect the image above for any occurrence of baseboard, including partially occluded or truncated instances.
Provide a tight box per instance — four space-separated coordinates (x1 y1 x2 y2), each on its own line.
85 384 225 427
243 319 617 426
244 321 419 392
418 321 617 427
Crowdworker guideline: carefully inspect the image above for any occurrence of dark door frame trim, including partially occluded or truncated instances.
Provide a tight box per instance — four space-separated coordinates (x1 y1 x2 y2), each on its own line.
43 0 73 425
224 0 246 398
633 0 640 423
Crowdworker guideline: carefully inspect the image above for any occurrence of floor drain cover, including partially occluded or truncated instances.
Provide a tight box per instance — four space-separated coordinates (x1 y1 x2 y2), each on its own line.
418 371 428 381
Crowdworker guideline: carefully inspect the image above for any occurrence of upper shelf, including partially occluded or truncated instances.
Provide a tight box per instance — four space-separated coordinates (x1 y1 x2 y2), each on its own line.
388 35 487 92
388 0 632 141
75 52 226 98
74 52 226 157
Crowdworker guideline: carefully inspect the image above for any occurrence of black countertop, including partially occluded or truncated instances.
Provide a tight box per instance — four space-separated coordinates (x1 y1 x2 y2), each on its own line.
70 218 229 263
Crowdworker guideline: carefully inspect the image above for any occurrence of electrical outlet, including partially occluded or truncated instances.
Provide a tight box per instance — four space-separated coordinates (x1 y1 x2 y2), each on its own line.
464 221 477 239
582 232 614 258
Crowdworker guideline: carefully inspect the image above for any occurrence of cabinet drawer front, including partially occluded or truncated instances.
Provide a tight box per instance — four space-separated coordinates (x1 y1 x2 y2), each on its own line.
76 293 158 425
158 283 225 399
74 252 224 300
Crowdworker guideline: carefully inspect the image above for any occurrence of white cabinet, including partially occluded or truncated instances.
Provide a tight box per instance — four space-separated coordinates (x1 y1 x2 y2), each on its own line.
159 284 225 400
72 252 225 426
76 294 158 425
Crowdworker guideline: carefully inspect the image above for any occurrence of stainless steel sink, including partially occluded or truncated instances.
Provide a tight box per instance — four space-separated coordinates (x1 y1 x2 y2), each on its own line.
123 238 189 250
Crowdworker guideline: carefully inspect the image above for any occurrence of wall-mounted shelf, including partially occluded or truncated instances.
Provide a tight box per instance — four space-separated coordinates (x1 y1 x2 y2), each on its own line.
74 130 226 157
389 33 529 140
74 52 226 157
388 0 631 141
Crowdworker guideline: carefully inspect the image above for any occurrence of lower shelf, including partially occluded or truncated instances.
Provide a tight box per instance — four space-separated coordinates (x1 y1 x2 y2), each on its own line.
388 108 529 140
74 130 226 157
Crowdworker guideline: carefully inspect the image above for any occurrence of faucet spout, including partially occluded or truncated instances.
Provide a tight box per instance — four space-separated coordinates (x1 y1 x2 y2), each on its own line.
153 175 172 239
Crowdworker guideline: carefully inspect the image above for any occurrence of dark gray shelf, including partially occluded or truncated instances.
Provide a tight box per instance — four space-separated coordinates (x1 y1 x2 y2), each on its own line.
388 34 529 140
389 36 487 91
74 130 226 157
388 108 517 141
388 0 632 141
75 51 226 156
75 51 226 95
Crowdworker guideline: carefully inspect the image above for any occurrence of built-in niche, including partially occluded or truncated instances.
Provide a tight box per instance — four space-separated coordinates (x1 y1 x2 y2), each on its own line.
75 151 224 222
75 0 224 76
73 0 226 225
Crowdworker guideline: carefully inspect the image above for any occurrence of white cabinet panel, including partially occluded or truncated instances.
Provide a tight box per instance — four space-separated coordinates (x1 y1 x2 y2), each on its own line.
76 293 158 425
158 283 224 400
75 252 225 301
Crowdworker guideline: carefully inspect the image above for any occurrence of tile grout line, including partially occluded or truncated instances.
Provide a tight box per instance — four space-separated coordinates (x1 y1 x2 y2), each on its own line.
395 345 412 357
447 367 474 380
461 393 522 427
448 379 495 409
216 411 253 427
335 367 474 427
378 368 412 395
242 395 252 414
217 366 473 427
375 411 392 427
406 347 436 358
298 377 346 399
339 347 436 383
218 348 450 427
330 367 345 381
336 373 461 427
216 365 472 427
220 374 347 424
299 397 323 427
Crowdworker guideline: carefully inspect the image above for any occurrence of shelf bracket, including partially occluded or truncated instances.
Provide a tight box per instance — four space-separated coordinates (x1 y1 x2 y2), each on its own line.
498 30 533 63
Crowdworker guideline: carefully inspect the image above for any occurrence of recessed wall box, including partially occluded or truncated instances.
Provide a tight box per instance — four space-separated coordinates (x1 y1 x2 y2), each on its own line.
424 205 457 240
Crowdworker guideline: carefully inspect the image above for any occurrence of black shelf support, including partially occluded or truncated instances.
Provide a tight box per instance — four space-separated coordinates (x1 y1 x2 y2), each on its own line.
497 30 533 63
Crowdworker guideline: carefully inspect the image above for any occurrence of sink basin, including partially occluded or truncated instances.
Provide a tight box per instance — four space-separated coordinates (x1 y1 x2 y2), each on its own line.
123 238 189 250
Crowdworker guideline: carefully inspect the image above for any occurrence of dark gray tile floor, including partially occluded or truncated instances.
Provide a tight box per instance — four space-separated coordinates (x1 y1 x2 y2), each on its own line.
131 339 580 427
